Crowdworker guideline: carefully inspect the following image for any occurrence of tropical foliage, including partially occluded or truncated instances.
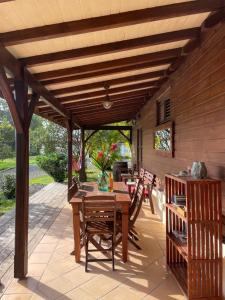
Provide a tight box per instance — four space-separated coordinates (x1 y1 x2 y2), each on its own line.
91 143 120 172
36 153 67 182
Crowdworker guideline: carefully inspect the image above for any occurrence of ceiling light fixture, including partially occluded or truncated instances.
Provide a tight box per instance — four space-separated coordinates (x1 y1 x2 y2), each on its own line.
102 83 113 110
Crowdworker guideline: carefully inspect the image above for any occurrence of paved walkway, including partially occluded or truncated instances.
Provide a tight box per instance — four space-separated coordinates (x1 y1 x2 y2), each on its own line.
0 187 185 300
0 183 67 294
0 165 47 182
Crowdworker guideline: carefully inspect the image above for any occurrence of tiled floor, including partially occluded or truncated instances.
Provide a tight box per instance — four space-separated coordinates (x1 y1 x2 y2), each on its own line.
0 189 186 300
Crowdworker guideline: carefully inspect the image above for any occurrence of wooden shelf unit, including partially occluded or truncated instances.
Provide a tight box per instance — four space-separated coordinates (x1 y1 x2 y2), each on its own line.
165 174 223 300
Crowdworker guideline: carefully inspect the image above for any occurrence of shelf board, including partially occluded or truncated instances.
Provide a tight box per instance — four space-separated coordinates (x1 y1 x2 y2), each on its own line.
167 232 188 261
169 263 187 295
166 203 187 221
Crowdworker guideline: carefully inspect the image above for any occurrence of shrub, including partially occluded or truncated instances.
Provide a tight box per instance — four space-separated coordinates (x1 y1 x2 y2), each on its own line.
1 174 16 199
36 153 67 182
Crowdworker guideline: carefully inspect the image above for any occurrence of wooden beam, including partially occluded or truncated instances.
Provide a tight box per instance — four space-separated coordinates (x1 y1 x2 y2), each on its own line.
79 114 135 126
14 74 29 279
84 130 99 144
1 0 224 46
66 119 73 199
38 90 150 111
28 91 39 126
118 129 131 144
80 128 86 182
43 70 164 91
36 55 175 81
83 125 133 131
0 43 77 125
68 97 145 112
51 79 159 96
0 66 23 132
20 28 199 66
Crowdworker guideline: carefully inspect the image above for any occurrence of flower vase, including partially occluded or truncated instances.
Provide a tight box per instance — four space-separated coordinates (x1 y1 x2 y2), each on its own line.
97 171 108 191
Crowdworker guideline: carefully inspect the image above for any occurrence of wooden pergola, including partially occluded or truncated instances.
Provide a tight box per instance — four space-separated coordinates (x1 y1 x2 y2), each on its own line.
0 0 224 279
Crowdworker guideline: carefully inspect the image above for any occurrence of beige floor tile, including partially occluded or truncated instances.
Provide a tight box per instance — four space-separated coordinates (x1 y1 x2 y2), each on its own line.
28 264 47 277
29 253 52 264
58 287 97 300
33 243 57 253
145 275 186 300
36 275 78 299
5 277 39 295
80 274 121 299
101 284 146 300
1 295 32 300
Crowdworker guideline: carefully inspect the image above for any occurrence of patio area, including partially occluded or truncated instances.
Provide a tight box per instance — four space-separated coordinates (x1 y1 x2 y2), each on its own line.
0 183 185 300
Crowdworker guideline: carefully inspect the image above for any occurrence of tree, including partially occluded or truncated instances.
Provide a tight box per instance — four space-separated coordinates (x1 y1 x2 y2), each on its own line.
0 117 15 159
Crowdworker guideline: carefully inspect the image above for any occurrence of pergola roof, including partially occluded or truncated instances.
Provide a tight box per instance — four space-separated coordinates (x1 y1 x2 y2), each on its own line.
0 0 224 127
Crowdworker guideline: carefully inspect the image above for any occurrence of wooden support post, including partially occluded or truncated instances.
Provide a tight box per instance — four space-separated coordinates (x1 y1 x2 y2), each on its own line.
67 119 73 200
129 128 133 145
79 128 87 182
14 73 29 279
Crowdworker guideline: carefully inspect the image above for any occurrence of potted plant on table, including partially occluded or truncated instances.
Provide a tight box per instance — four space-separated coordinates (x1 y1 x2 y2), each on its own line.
90 143 119 191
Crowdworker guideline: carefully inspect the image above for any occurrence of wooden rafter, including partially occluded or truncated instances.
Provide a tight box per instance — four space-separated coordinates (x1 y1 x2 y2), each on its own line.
0 43 80 127
1 0 224 46
43 70 164 92
20 28 199 66
28 91 40 126
51 78 160 96
36 55 176 81
0 66 23 132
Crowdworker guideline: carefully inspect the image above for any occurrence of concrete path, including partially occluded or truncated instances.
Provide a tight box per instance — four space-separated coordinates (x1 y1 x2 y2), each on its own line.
0 165 47 181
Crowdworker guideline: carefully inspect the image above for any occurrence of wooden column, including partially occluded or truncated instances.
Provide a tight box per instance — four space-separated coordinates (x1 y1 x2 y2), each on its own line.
67 119 73 200
79 128 87 182
14 74 29 279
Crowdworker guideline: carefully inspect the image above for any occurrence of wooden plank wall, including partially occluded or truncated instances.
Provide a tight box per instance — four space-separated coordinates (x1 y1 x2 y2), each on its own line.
134 21 225 211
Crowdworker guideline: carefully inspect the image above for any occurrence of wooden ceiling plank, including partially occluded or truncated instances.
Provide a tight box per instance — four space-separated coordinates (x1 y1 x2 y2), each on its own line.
1 0 224 46
20 28 198 66
36 54 176 81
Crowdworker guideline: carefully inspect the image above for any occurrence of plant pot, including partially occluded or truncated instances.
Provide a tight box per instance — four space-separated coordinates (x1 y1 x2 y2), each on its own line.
97 171 108 191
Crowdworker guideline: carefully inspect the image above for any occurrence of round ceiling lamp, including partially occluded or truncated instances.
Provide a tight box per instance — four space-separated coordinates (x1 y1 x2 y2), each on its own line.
102 83 113 110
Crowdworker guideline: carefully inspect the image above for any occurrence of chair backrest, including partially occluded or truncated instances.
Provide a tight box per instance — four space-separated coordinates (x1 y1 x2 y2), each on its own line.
82 195 117 226
68 177 79 201
129 180 145 226
139 168 145 179
144 170 156 196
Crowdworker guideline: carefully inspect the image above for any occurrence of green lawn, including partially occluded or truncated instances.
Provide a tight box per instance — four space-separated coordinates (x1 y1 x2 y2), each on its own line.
29 175 54 185
0 193 15 216
0 156 37 171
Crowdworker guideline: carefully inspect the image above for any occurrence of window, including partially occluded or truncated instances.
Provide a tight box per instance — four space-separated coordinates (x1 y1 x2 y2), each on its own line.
156 99 171 125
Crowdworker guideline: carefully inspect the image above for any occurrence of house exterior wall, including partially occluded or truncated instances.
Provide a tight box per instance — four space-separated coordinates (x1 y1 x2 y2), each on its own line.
134 21 225 212
134 21 225 296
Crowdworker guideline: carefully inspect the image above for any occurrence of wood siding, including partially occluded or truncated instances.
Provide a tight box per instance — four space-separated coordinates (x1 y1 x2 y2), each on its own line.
135 21 225 211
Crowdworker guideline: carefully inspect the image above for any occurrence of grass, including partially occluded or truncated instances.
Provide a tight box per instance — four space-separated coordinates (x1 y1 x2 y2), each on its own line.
0 193 15 216
29 175 54 185
0 156 37 171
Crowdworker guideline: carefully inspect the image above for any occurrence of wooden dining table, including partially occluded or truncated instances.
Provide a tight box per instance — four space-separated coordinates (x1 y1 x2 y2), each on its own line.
69 181 131 263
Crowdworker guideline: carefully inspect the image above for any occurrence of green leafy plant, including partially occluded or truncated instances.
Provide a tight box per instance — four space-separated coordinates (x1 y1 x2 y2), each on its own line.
36 153 67 182
90 143 120 172
1 174 16 199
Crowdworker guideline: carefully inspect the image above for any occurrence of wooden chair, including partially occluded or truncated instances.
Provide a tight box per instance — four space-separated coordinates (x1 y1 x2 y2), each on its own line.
144 170 156 214
126 167 145 196
116 179 145 250
82 195 117 272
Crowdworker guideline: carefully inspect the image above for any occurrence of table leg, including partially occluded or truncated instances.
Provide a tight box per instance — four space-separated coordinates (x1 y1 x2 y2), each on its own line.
72 204 81 262
121 204 129 263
